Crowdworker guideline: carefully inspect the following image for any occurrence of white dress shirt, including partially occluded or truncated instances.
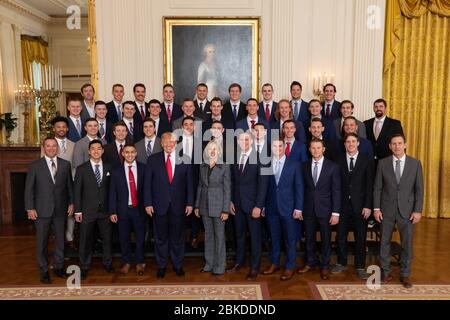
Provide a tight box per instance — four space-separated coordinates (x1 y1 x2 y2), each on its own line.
84 100 95 118
114 101 122 118
255 140 266 154
69 115 82 129
197 99 207 111
115 140 126 155
136 101 146 116
230 100 241 114
124 161 138 205
152 117 160 135
90 160 103 178
124 118 134 133
183 134 193 157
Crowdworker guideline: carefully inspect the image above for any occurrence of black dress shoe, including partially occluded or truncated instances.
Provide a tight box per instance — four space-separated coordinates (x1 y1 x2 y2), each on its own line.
54 268 67 279
40 272 51 284
80 269 88 280
226 264 242 273
246 270 258 281
104 264 115 273
175 268 185 276
157 268 166 278
400 276 413 289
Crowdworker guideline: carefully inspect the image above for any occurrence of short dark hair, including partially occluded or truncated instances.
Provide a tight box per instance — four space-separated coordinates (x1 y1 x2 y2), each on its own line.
112 83 124 90
51 116 69 127
309 138 325 147
89 139 103 149
323 83 336 92
389 133 406 143
133 83 146 92
182 98 194 106
163 83 174 90
148 99 161 105
308 99 322 107
143 118 156 126
42 136 57 146
310 117 324 126
113 121 128 131
122 143 136 150
282 119 296 129
254 122 267 129
123 101 135 108
84 117 99 126
211 120 223 127
343 116 357 125
262 83 273 90
211 97 222 104
67 97 82 105
290 81 302 91
81 83 95 94
94 100 107 108
196 83 208 89
228 83 242 93
246 98 258 105
340 100 354 109
182 116 195 126
374 98 387 107
344 132 360 142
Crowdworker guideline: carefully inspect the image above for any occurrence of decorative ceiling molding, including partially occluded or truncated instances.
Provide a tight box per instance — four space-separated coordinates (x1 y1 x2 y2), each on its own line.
0 0 51 23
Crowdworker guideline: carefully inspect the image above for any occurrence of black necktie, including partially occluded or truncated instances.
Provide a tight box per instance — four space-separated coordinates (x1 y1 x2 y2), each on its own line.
349 157 355 172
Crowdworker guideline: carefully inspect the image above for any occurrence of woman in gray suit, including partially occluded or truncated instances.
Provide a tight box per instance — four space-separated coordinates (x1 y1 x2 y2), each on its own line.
194 140 231 275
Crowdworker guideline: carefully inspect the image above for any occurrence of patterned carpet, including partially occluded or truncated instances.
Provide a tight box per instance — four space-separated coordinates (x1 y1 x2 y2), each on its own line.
309 282 450 300
0 283 269 300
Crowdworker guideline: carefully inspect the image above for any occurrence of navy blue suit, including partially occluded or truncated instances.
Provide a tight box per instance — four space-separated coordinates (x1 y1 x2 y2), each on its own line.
258 101 278 123
292 100 310 123
143 152 194 270
67 117 85 142
235 117 269 133
302 158 341 269
286 140 308 163
231 151 268 271
109 162 146 264
304 116 338 141
322 101 342 121
222 101 247 129
270 120 307 144
265 158 304 270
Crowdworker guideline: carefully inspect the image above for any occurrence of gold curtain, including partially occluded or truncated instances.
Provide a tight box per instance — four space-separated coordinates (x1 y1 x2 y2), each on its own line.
21 36 48 85
383 0 450 218
20 36 48 145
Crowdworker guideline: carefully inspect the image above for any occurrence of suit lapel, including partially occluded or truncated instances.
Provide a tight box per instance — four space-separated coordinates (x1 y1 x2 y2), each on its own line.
41 158 54 184
315 159 326 186
379 117 390 140
399 156 411 186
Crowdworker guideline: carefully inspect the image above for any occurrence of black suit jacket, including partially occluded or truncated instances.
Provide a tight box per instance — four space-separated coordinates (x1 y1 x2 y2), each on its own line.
364 117 404 160
336 154 374 215
102 143 123 169
194 100 211 120
74 161 112 221
97 120 114 144
24 157 73 218
106 101 121 124
160 102 182 125
133 102 150 124
222 101 247 128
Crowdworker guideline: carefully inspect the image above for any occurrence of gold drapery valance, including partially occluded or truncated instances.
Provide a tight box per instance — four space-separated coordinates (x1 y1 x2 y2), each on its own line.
384 0 450 74
383 0 450 218
20 35 49 85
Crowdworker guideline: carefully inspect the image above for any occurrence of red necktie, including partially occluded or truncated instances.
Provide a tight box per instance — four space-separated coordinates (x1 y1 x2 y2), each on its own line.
119 144 124 164
285 142 291 157
140 106 145 121
128 165 138 207
326 104 331 118
166 154 173 184
251 120 256 129
167 105 172 122
265 104 271 121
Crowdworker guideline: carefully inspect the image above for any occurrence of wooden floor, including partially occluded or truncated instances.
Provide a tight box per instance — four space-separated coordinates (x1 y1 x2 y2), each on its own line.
0 218 449 300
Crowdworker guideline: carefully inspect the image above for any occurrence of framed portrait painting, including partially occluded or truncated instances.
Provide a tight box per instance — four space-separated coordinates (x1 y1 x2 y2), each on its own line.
164 17 260 103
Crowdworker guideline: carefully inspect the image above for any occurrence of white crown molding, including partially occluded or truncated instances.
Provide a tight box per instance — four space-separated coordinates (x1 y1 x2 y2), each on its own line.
0 0 52 23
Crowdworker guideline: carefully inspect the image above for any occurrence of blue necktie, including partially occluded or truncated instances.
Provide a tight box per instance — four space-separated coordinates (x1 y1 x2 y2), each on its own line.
94 164 101 187
146 140 152 157
233 105 238 120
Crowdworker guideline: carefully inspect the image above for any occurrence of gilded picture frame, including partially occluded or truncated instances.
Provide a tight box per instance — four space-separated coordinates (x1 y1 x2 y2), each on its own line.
164 17 260 103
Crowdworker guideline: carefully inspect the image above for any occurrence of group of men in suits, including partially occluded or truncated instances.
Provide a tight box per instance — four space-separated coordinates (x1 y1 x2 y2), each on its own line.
25 81 423 288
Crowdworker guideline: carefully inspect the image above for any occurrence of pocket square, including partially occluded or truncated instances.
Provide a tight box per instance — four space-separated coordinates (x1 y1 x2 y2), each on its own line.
106 172 111 176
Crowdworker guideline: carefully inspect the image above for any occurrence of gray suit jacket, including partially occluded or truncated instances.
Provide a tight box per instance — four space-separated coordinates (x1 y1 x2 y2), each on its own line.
374 155 424 219
72 136 103 172
24 157 74 218
195 164 231 217
334 117 367 139
135 137 162 164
